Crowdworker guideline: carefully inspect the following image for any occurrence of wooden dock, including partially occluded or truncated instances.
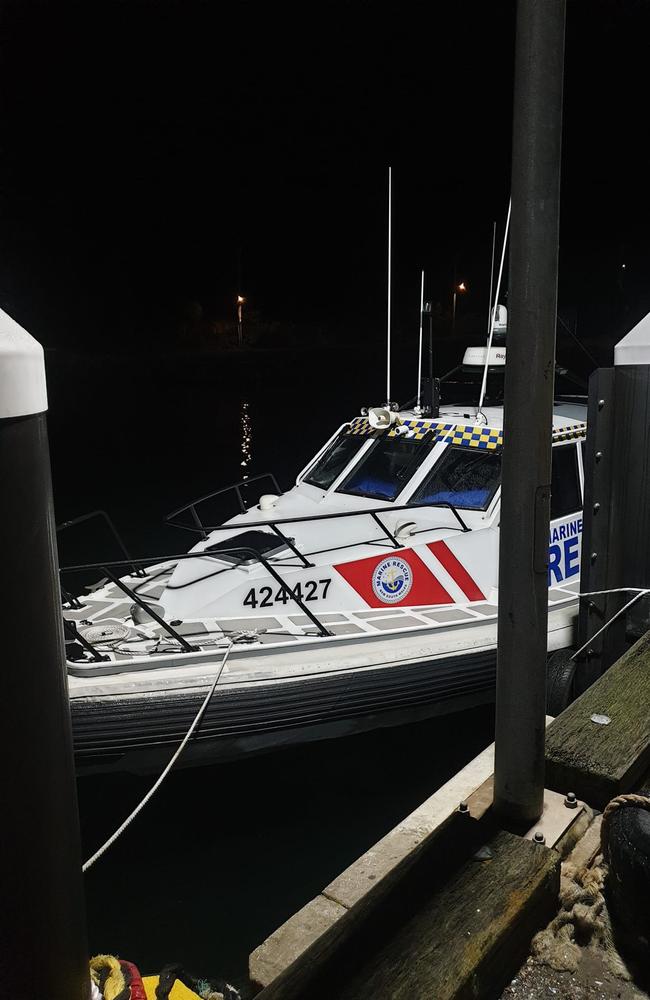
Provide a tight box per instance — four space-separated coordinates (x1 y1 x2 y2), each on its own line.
328 829 559 1000
247 631 650 1000
546 631 650 807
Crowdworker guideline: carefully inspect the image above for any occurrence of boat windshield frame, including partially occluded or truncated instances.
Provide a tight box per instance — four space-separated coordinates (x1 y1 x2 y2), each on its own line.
302 429 368 491
409 444 503 512
335 433 433 503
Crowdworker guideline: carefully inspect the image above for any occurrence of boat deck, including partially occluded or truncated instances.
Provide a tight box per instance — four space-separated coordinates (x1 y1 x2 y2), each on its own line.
64 562 581 679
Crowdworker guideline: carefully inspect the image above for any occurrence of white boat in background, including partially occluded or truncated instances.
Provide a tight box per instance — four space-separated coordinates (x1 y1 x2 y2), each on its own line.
62 325 587 774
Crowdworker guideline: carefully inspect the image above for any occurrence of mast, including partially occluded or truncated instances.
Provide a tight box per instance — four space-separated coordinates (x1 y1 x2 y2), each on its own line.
415 270 425 412
476 200 511 421
386 166 392 404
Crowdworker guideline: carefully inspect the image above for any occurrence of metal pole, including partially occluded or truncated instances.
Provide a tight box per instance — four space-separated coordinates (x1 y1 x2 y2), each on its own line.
386 166 392 404
424 301 439 418
0 309 89 999
415 270 425 411
494 0 566 826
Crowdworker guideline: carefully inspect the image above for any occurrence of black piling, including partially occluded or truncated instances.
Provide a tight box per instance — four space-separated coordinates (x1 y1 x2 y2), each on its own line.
493 0 567 826
0 311 89 999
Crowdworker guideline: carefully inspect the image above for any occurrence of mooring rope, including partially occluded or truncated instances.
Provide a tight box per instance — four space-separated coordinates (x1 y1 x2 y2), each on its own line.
82 641 233 873
570 587 650 662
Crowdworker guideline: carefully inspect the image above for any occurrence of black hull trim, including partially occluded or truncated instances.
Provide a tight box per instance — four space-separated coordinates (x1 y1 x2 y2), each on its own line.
73 650 497 772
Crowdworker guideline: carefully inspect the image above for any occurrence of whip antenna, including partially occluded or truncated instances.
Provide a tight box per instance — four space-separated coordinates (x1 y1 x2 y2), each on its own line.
386 166 392 404
486 221 497 342
477 199 511 421
415 270 425 411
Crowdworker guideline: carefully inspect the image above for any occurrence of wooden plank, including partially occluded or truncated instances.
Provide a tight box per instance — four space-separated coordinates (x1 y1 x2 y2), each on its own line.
546 630 650 808
330 830 559 1000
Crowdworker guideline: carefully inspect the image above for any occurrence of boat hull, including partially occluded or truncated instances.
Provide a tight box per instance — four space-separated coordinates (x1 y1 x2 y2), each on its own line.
72 604 576 774
72 646 500 773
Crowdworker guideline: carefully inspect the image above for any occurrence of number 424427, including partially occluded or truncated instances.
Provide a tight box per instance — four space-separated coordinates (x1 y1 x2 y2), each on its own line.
243 579 332 609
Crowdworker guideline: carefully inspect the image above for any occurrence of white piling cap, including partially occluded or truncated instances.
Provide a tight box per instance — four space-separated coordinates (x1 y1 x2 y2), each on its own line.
0 308 48 418
615 310 650 366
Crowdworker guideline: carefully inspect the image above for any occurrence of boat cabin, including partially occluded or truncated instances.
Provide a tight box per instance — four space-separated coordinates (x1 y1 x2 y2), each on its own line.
160 404 587 621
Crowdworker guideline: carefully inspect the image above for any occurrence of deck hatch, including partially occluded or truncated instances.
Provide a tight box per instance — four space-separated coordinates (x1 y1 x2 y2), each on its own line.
205 530 292 565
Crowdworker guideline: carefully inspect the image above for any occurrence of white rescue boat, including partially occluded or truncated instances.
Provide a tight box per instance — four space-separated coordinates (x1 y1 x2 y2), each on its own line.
64 332 587 773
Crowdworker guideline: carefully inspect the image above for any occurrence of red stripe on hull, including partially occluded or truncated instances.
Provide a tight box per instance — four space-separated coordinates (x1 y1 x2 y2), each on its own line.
334 549 453 608
427 540 485 601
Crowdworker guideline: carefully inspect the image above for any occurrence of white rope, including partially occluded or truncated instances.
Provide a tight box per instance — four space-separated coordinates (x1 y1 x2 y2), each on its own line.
82 641 233 873
578 587 650 597
569 587 650 662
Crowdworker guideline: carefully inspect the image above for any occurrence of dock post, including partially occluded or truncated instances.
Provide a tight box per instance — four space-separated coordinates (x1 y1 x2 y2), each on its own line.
576 316 650 693
575 367 622 692
608 320 650 644
0 310 89 999
493 0 566 826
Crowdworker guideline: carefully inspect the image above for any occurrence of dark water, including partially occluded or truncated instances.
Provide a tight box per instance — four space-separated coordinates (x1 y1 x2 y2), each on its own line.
47 345 495 985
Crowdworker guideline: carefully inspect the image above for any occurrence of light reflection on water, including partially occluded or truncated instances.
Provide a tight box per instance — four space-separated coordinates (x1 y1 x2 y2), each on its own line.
240 399 252 479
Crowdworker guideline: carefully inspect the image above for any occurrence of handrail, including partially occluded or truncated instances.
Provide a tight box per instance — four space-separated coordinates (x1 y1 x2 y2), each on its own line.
57 509 146 578
103 568 200 652
166 499 471 537
166 472 281 539
60 546 332 639
60 500 471 661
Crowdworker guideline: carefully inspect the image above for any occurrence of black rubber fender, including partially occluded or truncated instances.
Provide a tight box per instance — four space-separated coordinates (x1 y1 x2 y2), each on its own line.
605 804 650 948
546 647 576 716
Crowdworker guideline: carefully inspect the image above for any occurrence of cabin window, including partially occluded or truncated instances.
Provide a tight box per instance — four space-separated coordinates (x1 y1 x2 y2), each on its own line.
410 446 501 511
551 444 582 519
337 435 429 502
303 432 365 490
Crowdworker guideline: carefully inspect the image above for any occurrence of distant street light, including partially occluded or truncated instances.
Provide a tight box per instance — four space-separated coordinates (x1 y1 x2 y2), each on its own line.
452 281 467 333
237 295 245 348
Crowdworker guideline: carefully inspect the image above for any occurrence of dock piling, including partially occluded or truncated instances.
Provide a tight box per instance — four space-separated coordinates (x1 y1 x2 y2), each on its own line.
494 0 567 826
0 309 89 999
577 313 650 691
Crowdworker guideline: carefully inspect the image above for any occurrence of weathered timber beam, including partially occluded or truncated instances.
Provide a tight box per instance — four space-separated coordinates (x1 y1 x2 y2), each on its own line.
331 830 559 1000
546 630 650 808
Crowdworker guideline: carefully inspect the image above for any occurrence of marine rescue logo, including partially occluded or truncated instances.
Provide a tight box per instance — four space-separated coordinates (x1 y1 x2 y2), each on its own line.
372 557 413 604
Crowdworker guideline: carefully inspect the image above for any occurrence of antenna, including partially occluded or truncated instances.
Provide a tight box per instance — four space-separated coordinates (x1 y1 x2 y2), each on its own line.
486 221 497 341
476 199 512 421
386 166 392 405
415 270 425 412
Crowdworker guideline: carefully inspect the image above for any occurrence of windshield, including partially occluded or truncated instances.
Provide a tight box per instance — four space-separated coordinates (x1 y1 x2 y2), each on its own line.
411 445 501 511
303 431 365 490
337 435 429 502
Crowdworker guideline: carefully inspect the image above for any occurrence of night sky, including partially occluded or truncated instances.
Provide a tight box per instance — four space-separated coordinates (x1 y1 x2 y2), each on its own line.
1 0 649 359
